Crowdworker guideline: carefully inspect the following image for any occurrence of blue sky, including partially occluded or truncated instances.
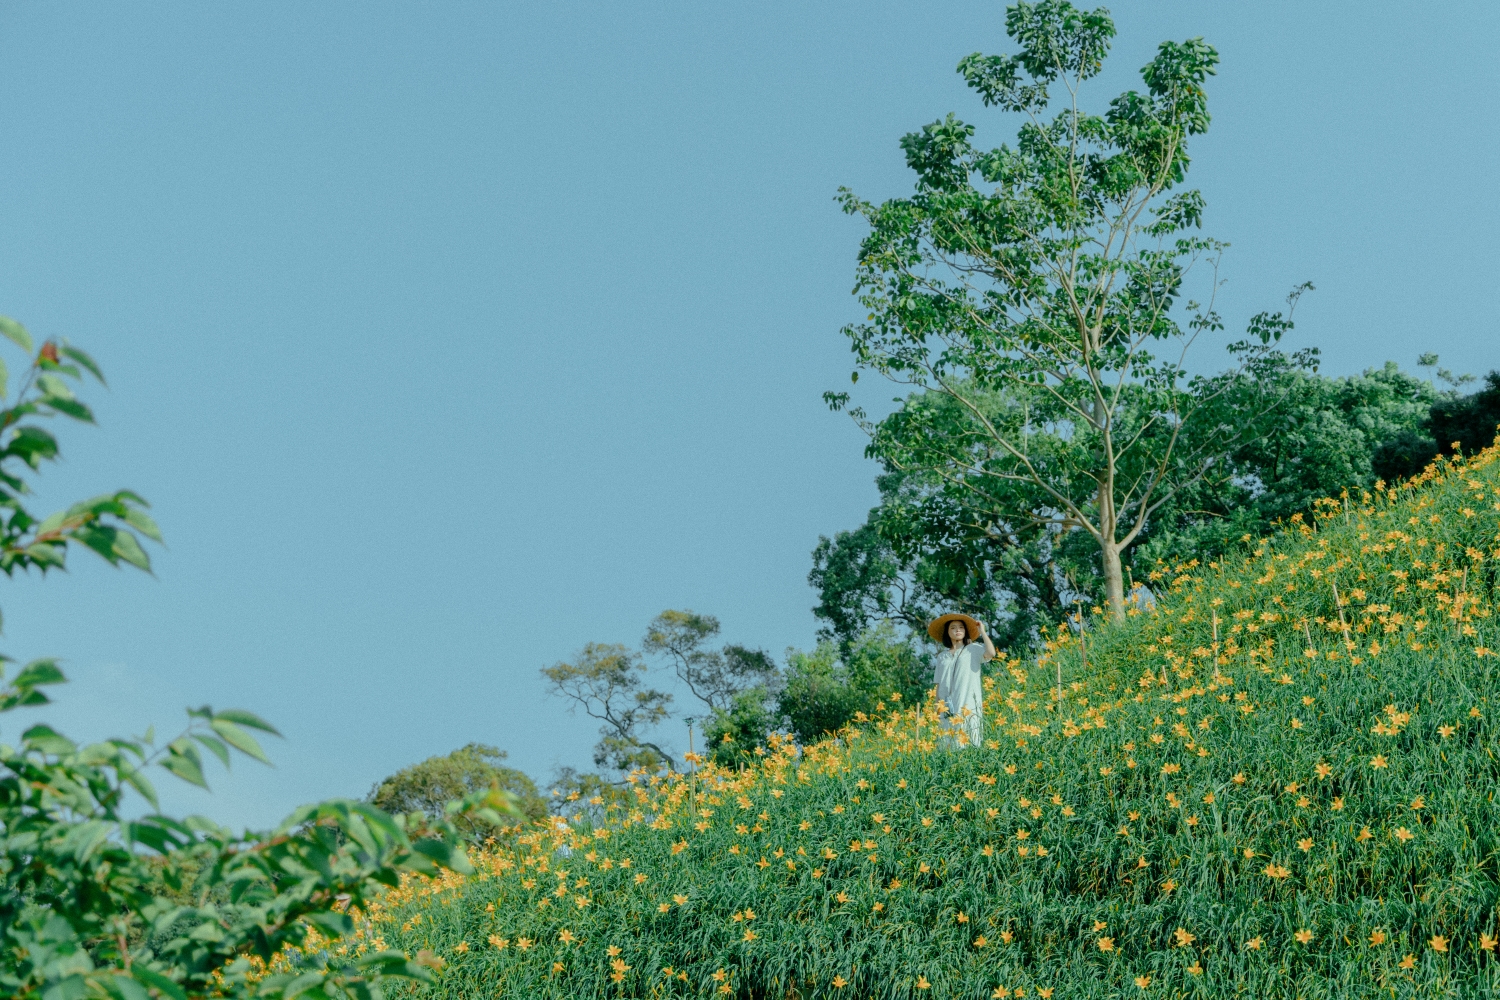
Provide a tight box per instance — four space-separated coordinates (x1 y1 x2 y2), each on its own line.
0 1 1494 829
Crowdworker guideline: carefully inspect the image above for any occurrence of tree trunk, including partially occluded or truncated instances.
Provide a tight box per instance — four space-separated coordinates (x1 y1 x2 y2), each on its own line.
1101 539 1126 624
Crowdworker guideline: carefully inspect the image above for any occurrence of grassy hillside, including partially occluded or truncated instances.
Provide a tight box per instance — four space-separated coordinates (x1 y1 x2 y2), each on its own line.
350 449 1500 998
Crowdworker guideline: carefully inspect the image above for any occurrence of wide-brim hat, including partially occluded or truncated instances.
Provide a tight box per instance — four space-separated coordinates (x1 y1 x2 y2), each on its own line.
927 613 982 644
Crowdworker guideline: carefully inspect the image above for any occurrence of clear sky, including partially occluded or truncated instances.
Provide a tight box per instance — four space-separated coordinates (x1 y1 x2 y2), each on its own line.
0 1 1495 829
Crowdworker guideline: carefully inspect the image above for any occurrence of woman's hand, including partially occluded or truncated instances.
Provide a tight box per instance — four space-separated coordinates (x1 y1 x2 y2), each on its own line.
977 619 997 661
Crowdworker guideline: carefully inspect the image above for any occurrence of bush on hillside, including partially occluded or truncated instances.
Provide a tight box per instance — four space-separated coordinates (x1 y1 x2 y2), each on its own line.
370 743 549 842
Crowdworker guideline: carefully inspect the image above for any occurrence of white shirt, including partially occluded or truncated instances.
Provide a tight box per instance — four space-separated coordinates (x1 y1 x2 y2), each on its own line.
934 641 985 720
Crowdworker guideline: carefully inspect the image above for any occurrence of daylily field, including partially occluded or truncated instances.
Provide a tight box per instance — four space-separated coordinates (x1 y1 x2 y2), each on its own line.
338 449 1500 998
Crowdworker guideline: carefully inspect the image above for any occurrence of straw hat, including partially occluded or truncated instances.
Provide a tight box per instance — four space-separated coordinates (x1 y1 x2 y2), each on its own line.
927 613 983 644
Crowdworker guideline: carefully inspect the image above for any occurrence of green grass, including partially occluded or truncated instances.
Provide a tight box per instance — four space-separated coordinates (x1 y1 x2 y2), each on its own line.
354 452 1500 998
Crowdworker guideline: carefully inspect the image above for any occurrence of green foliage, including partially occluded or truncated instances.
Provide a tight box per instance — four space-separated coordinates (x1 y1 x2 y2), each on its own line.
1374 370 1500 483
828 0 1319 619
0 320 159 584
544 611 778 779
701 687 781 769
816 361 1441 652
543 642 677 773
777 627 931 746
642 610 778 714
360 448 1500 998
0 320 492 999
370 744 546 843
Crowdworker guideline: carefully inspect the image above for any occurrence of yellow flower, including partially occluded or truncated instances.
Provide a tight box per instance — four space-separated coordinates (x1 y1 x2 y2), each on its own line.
487 935 508 950
1135 975 1151 988
1093 921 1108 932
1294 929 1313 945
1298 838 1313 852
1232 772 1247 784
1410 795 1425 811
657 903 671 913
1370 755 1388 769
1481 933 1497 952
1439 724 1456 737
712 968 727 982
1430 935 1448 953
516 937 533 951
673 894 688 906
1098 937 1115 952
1245 937 1263 950
1394 827 1415 843
1399 954 1416 969
743 929 757 942
974 934 988 948
1187 961 1203 975
1263 863 1290 879
832 975 848 988
557 929 576 945
1173 927 1196 947
1369 930 1386 946
916 975 931 989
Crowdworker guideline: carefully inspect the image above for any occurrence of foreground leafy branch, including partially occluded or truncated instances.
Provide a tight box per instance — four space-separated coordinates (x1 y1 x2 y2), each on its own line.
0 314 517 999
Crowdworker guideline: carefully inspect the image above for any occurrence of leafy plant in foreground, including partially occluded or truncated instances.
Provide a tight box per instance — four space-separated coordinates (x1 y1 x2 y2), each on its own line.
0 313 507 999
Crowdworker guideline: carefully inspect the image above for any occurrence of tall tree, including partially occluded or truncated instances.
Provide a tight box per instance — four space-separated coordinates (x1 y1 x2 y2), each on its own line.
542 643 677 773
827 0 1309 622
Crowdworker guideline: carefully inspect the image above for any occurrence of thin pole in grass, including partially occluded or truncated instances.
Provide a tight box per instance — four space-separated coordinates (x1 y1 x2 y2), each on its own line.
685 717 696 814
1331 581 1351 649
1459 569 1469 639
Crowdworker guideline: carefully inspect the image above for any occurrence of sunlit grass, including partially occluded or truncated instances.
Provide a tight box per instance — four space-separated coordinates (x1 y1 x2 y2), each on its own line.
349 447 1500 998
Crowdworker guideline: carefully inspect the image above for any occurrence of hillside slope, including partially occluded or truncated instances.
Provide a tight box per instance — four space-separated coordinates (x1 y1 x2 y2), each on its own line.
356 450 1500 998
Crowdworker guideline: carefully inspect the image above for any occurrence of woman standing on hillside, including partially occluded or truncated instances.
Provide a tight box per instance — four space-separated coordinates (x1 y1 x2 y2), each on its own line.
927 613 995 749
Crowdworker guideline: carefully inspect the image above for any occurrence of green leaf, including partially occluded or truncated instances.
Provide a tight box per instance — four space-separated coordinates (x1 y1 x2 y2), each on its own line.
410 837 474 874
161 743 208 789
107 529 151 571
22 723 78 755
210 719 273 764
41 973 91 1000
59 343 105 385
213 708 282 736
306 910 355 938
100 973 152 1000
44 396 93 422
0 315 34 353
120 505 163 543
130 968 188 1000
15 658 66 688
192 732 232 769
35 373 74 400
